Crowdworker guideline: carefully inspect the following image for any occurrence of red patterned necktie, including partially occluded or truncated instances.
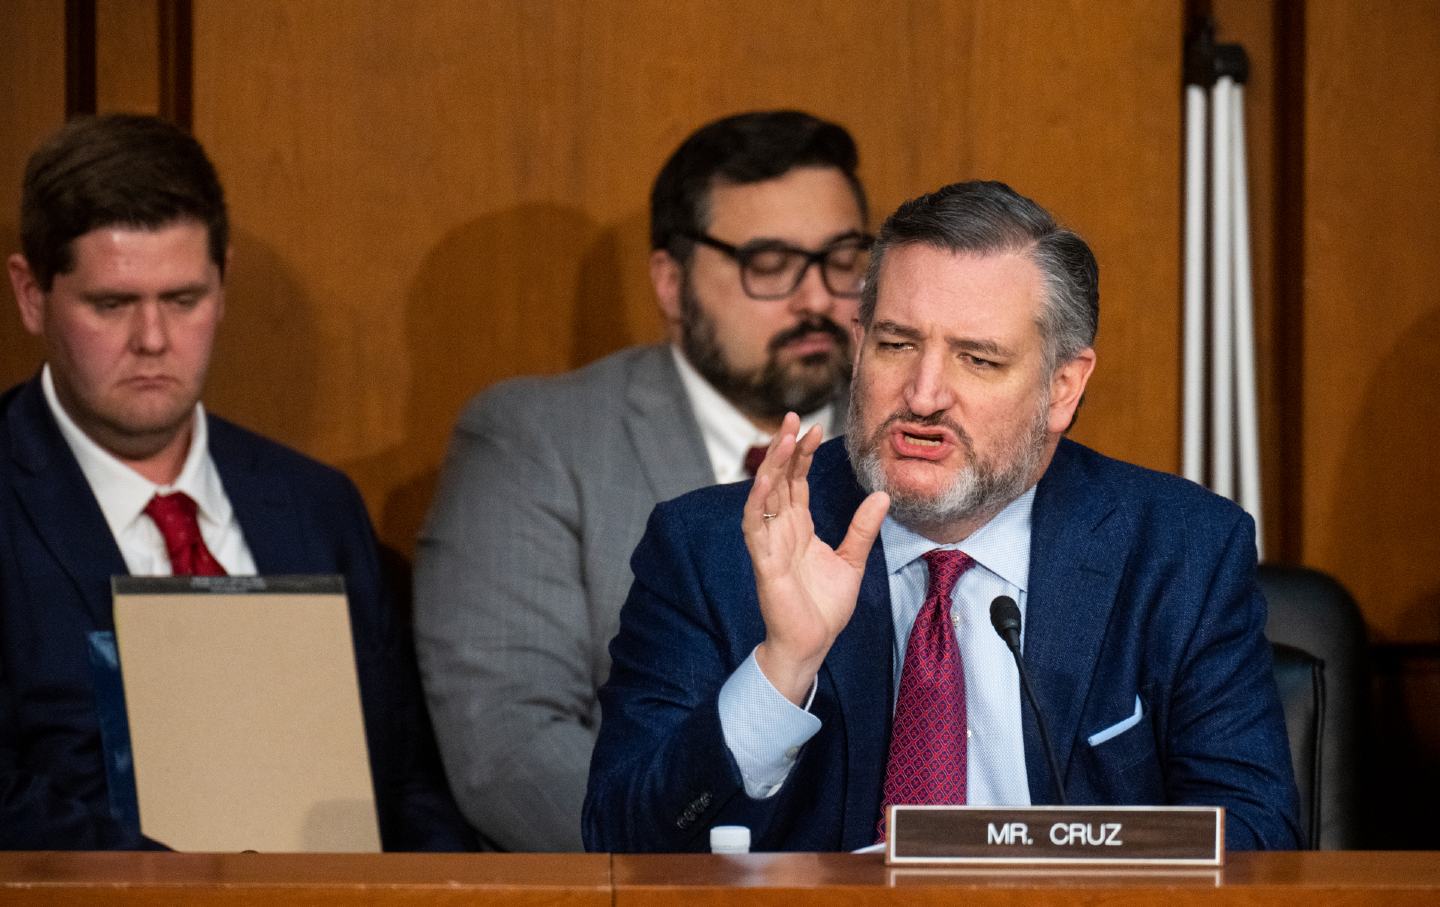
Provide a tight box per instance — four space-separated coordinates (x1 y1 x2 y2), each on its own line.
743 445 768 477
876 548 974 842
143 492 228 577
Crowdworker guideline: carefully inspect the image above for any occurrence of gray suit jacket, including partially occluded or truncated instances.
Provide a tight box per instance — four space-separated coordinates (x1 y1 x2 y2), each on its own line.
414 343 847 850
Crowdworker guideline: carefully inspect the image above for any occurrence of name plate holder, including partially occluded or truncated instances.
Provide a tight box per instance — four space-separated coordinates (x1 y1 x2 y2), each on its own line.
886 805 1224 867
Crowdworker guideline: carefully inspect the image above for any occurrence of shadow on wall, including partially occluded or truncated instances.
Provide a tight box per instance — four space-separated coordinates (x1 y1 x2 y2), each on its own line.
0 222 48 391
1332 305 1440 849
1329 305 1440 641
342 202 640 566
205 229 321 451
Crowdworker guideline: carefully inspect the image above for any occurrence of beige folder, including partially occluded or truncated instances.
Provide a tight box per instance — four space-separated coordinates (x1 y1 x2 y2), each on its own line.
112 575 381 853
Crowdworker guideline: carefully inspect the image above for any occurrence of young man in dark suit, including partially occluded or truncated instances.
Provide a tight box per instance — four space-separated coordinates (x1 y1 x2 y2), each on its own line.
1 114 472 851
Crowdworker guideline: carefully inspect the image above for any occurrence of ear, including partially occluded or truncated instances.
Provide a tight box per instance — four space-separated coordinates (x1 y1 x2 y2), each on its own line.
8 253 47 336
1046 347 1096 434
649 248 683 326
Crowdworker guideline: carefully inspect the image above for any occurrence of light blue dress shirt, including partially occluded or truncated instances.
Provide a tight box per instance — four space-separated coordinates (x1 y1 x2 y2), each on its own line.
717 487 1036 804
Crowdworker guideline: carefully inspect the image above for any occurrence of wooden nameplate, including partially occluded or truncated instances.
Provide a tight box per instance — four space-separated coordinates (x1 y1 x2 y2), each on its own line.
885 805 1224 866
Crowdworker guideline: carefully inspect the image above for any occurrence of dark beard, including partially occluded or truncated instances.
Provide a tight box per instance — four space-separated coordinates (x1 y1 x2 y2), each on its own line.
678 280 851 421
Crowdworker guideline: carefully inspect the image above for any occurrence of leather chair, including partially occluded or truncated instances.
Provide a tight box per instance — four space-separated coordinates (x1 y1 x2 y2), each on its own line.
1260 564 1368 849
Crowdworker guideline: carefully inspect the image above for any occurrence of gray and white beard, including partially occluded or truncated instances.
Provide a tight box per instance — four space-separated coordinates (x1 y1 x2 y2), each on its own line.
846 377 1050 539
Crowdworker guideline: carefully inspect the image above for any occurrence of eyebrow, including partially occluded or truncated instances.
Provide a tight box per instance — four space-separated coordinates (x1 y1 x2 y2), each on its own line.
79 282 211 304
157 282 212 300
79 289 143 304
741 228 867 251
870 320 925 340
870 320 1015 358
951 337 1012 358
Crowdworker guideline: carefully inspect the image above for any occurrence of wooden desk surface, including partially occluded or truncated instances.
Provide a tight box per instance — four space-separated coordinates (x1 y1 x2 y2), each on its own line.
0 851 610 905
3 851 1438 905
614 851 1440 905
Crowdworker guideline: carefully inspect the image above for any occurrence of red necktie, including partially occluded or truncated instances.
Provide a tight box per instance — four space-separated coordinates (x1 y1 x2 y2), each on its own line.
743 445 768 477
144 492 228 577
876 548 974 842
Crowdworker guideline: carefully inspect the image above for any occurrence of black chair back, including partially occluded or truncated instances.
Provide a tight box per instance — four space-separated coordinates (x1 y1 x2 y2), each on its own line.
1260 564 1368 849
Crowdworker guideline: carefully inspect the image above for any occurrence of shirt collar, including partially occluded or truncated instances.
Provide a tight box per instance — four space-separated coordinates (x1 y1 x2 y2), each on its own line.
670 345 834 482
41 363 232 534
879 483 1036 592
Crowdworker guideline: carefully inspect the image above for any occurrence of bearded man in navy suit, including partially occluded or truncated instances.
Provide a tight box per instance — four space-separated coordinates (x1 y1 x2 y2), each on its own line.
584 180 1300 852
0 114 472 850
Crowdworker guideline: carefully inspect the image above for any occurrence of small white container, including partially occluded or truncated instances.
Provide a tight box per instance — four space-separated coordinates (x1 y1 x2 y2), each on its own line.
709 825 751 854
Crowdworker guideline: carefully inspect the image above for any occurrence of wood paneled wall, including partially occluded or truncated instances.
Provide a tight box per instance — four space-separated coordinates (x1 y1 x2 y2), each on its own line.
95 0 161 116
184 0 1182 560
0 0 66 391
1301 1 1440 644
2 0 1437 647
3 0 1439 847
1205 0 1440 845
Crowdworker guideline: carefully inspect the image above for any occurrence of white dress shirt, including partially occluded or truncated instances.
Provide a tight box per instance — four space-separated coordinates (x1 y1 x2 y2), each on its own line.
671 346 834 484
717 484 1037 804
42 365 257 576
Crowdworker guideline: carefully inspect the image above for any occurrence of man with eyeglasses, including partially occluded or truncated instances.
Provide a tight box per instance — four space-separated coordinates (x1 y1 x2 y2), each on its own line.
415 110 870 851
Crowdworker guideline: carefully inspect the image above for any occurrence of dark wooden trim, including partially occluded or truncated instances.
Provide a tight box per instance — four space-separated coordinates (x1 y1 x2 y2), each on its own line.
158 0 194 129
64 0 97 118
1271 0 1306 564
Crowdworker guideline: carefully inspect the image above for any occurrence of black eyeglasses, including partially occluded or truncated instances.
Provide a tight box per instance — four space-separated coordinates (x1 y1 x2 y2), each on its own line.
681 231 874 300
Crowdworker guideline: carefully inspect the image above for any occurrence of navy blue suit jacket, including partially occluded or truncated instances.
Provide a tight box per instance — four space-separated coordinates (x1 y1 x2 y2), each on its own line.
584 437 1301 852
0 377 474 851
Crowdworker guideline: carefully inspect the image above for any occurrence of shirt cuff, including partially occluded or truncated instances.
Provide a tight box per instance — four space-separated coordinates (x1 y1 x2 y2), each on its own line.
717 648 822 799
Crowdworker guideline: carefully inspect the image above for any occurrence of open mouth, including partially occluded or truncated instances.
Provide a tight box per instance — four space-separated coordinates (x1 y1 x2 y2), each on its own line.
902 432 943 447
889 425 954 459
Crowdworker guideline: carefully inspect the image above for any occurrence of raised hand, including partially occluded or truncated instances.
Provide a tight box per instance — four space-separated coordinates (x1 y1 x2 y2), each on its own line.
743 413 890 705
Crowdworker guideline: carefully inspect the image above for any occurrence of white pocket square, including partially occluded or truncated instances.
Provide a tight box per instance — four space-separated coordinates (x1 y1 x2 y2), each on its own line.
1087 695 1143 747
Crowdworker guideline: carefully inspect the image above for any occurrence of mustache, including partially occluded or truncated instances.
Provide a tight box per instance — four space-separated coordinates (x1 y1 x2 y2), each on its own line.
874 409 974 453
768 317 850 354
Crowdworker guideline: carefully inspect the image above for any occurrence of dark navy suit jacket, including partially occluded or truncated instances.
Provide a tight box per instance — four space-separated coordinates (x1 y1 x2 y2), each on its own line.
0 376 474 851
584 437 1301 852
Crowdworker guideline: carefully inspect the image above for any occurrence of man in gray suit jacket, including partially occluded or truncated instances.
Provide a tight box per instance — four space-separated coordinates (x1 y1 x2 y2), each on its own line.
415 111 872 850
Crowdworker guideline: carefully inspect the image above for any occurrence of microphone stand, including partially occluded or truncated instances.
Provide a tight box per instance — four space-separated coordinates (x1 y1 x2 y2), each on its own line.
991 597 1068 805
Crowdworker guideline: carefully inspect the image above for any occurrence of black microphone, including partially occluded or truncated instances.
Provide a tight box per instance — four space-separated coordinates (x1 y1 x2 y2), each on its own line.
989 596 1068 805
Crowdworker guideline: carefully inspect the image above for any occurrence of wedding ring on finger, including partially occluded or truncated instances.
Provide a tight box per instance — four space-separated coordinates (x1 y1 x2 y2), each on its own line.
762 512 778 521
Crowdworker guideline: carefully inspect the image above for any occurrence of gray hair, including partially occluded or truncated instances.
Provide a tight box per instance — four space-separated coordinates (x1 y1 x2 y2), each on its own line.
858 180 1098 372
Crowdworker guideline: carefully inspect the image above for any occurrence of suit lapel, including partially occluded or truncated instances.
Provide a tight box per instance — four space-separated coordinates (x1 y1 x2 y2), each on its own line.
810 441 894 849
6 378 128 627
622 346 714 502
1021 440 1127 803
206 418 307 573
